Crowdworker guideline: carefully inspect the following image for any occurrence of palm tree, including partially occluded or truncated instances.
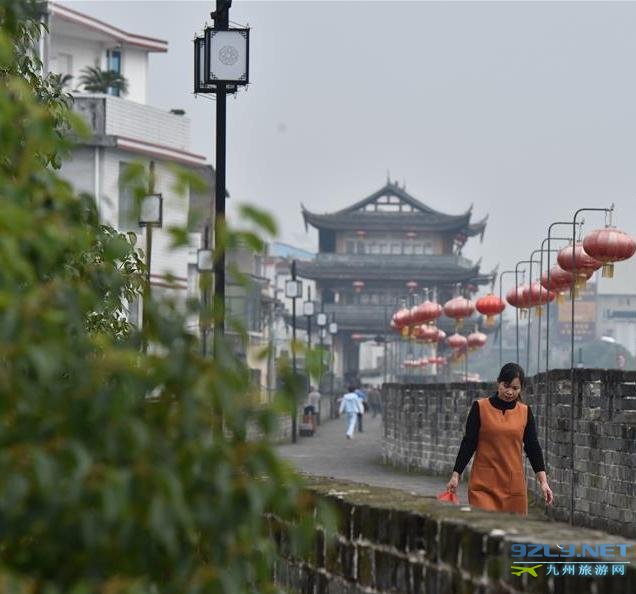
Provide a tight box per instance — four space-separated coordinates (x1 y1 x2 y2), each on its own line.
78 66 128 95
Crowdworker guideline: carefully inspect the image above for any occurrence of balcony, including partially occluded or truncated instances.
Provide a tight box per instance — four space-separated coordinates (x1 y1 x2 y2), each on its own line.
72 94 190 151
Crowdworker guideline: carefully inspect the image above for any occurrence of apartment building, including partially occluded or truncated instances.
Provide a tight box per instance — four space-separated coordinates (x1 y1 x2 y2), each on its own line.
43 1 210 319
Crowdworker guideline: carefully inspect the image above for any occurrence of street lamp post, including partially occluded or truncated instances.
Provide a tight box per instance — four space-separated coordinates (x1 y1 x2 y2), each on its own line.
194 1 249 355
303 286 315 349
285 261 302 443
316 306 327 390
138 161 163 352
566 206 612 525
328 315 338 419
197 224 214 356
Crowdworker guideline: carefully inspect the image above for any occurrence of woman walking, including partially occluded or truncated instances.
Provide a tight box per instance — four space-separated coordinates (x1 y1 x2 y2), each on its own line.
446 362 554 515
339 385 365 439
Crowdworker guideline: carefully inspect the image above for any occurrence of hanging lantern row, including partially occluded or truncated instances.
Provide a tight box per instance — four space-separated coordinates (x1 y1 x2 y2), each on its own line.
504 224 635 316
403 356 447 369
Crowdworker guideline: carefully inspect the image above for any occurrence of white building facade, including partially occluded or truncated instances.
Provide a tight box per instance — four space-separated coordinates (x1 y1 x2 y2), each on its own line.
43 2 210 320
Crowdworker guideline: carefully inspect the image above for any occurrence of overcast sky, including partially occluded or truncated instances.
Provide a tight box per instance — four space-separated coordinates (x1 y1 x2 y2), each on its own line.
66 1 636 294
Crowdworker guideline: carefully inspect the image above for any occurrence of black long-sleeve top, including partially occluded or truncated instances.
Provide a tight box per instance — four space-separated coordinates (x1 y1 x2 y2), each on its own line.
453 395 546 475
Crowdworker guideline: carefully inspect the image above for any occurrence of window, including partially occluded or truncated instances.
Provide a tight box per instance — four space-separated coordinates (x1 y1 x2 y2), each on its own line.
356 241 365 254
423 242 434 255
403 243 413 255
106 48 122 96
391 243 401 254
118 161 140 231
380 243 389 254
52 52 73 79
413 244 424 255
346 241 355 254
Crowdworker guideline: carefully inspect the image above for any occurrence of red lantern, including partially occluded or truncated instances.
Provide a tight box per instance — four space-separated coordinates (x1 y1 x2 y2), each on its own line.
411 299 443 325
351 333 366 342
506 284 532 319
405 231 417 239
355 230 367 239
541 266 574 292
582 226 636 278
526 282 556 316
405 280 419 292
541 265 580 303
475 293 506 327
418 325 440 343
467 331 487 350
352 280 365 293
393 308 412 329
447 333 468 350
417 358 429 368
557 242 602 289
443 297 475 329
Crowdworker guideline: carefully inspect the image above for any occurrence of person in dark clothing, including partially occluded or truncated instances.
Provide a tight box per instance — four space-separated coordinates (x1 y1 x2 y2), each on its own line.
446 362 554 515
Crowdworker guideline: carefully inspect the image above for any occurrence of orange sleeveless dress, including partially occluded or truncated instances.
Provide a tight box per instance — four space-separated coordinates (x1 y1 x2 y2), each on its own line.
468 398 528 515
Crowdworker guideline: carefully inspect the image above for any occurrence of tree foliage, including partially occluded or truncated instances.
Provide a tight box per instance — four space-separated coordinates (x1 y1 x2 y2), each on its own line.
0 2 331 592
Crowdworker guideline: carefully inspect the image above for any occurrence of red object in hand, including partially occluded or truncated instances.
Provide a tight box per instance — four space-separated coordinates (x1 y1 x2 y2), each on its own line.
437 490 460 505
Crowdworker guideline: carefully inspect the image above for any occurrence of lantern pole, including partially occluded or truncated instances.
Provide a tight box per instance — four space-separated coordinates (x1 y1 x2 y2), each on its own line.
498 270 516 369
525 250 544 374
567 206 612 525
541 222 572 480
514 260 531 365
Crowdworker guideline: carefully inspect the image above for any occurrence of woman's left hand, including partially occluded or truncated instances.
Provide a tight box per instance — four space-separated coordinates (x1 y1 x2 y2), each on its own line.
540 482 554 506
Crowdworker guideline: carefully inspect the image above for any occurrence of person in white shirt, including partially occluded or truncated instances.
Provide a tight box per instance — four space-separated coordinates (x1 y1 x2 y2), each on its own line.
339 385 365 439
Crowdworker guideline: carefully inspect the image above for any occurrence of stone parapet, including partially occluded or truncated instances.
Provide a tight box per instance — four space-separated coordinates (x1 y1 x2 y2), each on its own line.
273 478 636 594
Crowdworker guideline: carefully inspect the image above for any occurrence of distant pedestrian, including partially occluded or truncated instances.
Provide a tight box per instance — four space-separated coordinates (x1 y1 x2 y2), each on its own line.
304 385 321 430
339 385 364 439
368 385 382 417
355 386 367 432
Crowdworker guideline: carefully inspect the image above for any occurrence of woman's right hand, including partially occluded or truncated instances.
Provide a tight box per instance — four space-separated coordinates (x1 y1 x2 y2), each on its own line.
446 471 459 493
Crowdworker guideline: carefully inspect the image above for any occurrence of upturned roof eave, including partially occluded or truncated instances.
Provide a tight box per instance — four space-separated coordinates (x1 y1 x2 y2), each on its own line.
301 210 473 233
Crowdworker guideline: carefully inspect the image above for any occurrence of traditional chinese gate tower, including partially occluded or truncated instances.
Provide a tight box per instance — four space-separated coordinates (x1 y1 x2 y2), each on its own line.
297 179 491 384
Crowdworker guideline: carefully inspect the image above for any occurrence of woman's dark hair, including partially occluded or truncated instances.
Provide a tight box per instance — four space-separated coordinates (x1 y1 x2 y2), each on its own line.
347 385 357 393
497 362 525 388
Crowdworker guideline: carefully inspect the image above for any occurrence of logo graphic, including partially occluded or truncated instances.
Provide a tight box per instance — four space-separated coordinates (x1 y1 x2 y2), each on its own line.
511 564 543 577
509 542 631 578
218 45 239 66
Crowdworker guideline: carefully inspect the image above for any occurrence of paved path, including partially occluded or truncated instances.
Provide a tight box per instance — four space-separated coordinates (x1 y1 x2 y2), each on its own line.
277 414 470 501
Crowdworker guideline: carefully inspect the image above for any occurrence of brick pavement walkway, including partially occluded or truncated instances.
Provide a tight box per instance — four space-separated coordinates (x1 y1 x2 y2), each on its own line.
277 414 470 501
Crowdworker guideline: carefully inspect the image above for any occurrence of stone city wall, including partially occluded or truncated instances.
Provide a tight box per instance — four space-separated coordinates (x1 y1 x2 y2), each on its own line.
381 369 636 539
273 478 636 594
